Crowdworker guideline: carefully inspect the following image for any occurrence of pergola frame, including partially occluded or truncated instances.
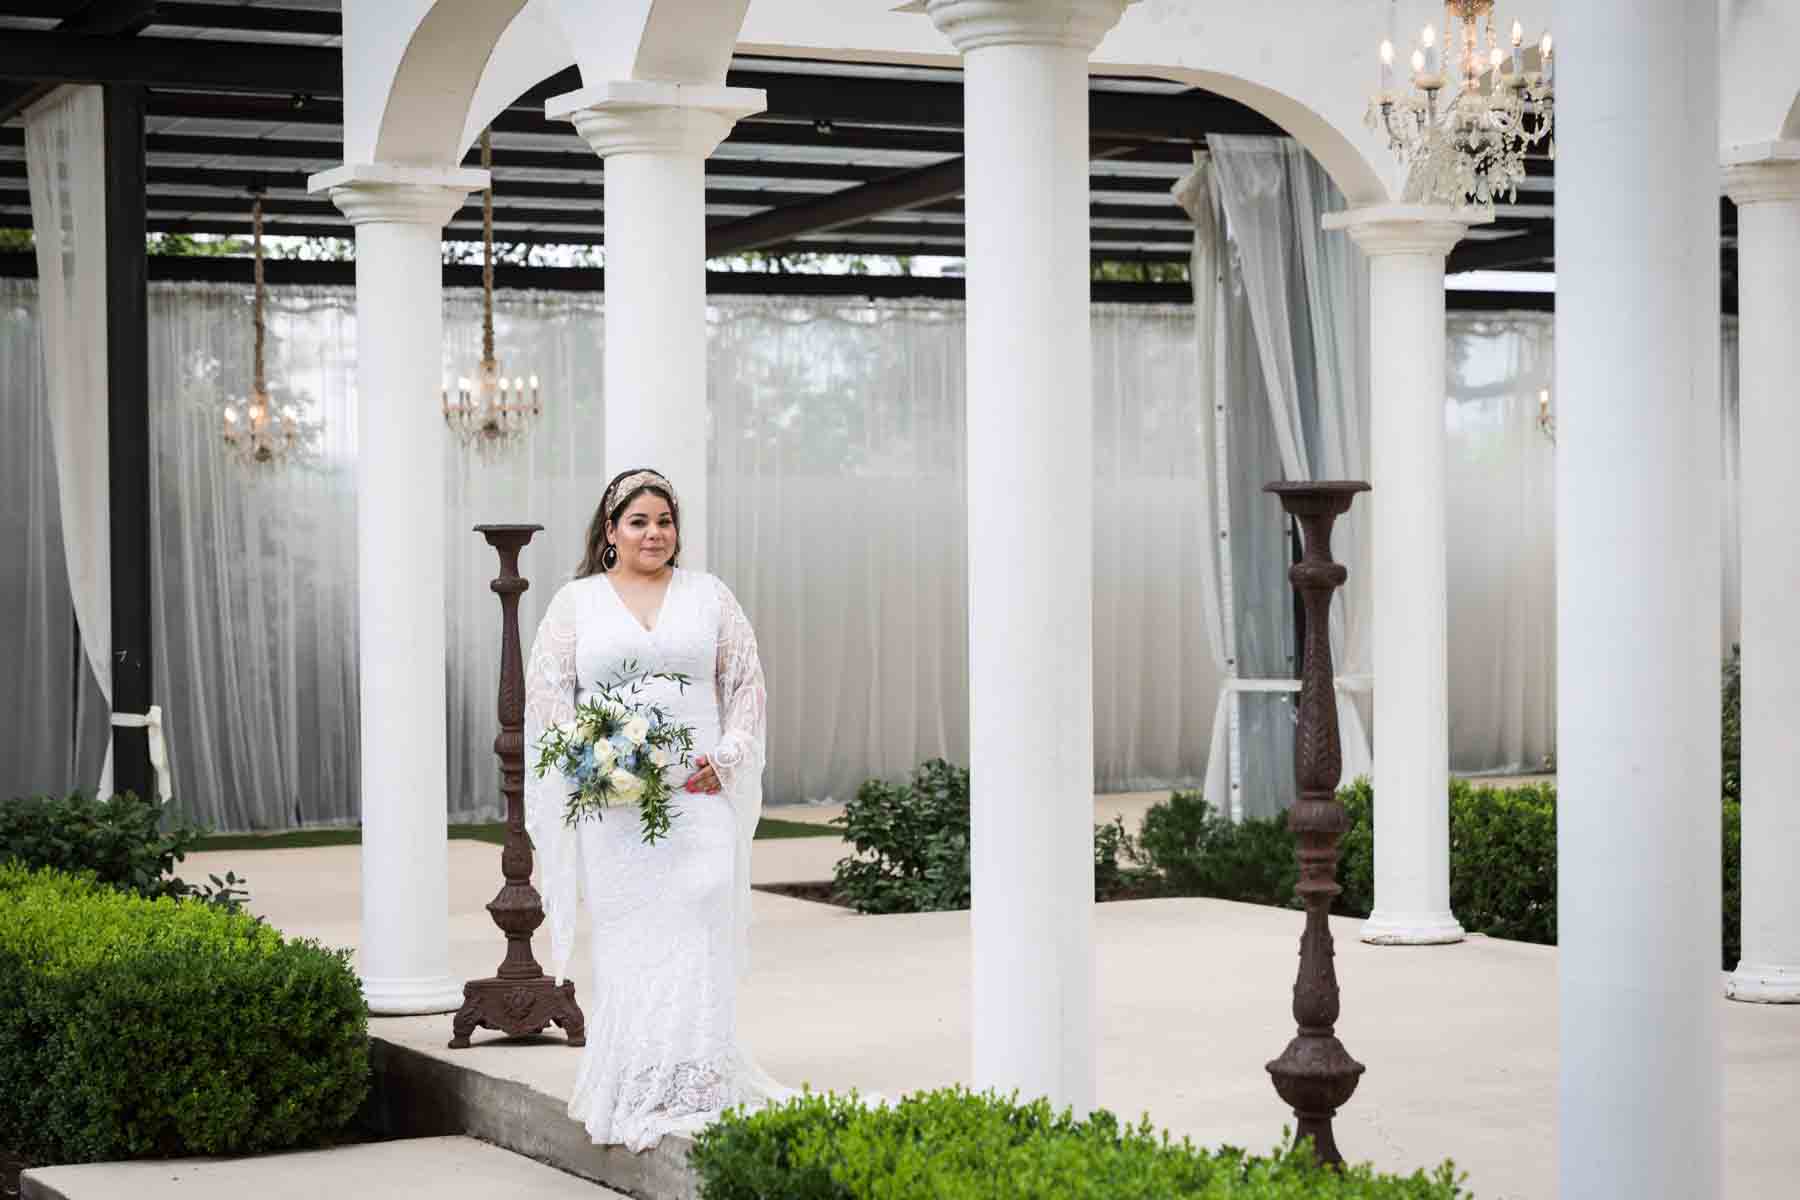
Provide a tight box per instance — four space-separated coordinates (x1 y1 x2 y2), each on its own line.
0 2 1598 288
6 6 1799 1198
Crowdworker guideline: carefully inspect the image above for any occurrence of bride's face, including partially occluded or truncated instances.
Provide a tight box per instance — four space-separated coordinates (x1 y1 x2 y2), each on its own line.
607 493 677 575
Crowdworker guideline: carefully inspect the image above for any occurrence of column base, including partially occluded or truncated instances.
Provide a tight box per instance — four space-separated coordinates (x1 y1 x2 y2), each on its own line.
1360 911 1465 946
1726 962 1800 1003
361 974 467 1016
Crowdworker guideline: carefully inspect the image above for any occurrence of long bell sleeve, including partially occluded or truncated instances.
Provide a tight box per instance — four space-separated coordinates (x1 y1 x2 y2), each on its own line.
711 576 767 976
523 581 581 985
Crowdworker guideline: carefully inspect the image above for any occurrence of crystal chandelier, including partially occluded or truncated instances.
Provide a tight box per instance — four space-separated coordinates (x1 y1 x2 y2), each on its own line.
443 129 541 455
1367 1 1554 210
221 192 318 466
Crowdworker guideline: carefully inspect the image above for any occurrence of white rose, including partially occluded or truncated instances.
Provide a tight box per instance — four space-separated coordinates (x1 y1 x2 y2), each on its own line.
622 716 651 745
592 740 617 771
648 746 671 770
571 723 595 746
609 767 645 801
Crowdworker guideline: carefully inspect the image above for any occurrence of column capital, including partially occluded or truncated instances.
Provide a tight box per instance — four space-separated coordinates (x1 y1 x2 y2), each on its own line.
1723 144 1800 206
1323 204 1482 258
308 163 486 227
926 0 1134 54
548 80 765 160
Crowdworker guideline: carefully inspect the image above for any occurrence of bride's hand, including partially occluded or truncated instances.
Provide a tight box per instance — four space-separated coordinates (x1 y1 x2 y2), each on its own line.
684 756 721 794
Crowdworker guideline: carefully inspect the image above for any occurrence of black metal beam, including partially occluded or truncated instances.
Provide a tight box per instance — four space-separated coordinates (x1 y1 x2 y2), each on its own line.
706 139 1144 258
5 33 1278 145
103 82 151 801
0 29 340 94
1449 231 1554 274
0 162 875 214
0 0 160 123
148 2 341 37
831 216 1191 245
0 247 1199 303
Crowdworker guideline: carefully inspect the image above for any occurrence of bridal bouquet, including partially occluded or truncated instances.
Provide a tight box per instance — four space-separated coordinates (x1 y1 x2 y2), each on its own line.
533 661 697 845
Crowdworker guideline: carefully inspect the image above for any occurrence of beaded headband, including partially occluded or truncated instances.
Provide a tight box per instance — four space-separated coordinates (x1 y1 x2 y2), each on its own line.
604 470 678 523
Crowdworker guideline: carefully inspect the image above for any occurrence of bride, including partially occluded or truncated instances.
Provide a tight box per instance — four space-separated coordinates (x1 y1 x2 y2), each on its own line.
523 467 787 1151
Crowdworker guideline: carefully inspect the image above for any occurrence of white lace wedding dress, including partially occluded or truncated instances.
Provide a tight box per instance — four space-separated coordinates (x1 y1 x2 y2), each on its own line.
523 567 790 1151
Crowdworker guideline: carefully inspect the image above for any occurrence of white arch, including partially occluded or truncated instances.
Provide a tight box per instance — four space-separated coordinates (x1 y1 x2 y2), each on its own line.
1722 0 1800 150
457 0 751 160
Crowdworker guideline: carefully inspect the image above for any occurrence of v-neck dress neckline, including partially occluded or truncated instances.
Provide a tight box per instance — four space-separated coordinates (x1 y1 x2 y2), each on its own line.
603 567 678 635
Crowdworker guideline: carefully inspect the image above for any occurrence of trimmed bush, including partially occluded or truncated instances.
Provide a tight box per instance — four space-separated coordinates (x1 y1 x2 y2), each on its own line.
1129 791 1298 908
0 790 246 909
0 866 368 1165
833 759 972 914
832 761 1136 913
689 1088 1468 1199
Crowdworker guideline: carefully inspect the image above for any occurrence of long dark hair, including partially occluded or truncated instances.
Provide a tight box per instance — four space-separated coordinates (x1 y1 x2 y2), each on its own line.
575 467 681 578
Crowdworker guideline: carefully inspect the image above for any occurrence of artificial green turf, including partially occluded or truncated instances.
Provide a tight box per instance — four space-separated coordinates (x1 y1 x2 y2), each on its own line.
192 813 839 852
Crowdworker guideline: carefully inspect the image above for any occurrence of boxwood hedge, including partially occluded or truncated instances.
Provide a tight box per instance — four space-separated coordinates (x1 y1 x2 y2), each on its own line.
0 866 368 1165
690 1088 1469 1199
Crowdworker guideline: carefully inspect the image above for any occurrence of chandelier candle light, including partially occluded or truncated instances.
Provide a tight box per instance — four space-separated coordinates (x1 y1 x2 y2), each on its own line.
443 129 542 453
221 192 314 466
1369 1 1554 210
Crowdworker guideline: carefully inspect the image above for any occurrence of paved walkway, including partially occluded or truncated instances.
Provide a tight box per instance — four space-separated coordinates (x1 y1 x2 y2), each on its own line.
22 1137 624 1200
179 781 1800 1200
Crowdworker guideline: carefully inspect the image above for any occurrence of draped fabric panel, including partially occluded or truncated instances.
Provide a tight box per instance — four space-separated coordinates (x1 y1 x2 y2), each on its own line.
0 279 102 797
1205 136 1374 818
22 85 113 794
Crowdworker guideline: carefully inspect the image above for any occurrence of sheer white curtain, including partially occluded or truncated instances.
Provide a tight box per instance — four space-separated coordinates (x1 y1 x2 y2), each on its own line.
0 278 104 798
3 275 1748 824
1204 135 1374 818
148 284 362 828
443 288 612 821
1443 313 1557 773
23 85 114 795
708 298 1216 802
8 284 1218 826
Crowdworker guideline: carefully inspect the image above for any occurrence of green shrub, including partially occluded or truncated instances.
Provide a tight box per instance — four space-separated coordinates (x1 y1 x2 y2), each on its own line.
833 759 972 914
1722 644 1742 804
1093 816 1135 900
1443 782 1556 944
690 1088 1468 1199
0 865 368 1165
1336 782 1374 917
1129 791 1298 908
836 763 1742 969
0 790 247 910
832 762 1143 913
1724 799 1742 970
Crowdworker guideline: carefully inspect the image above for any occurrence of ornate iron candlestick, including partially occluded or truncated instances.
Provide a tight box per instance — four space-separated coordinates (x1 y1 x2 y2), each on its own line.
450 524 586 1049
1263 481 1369 1166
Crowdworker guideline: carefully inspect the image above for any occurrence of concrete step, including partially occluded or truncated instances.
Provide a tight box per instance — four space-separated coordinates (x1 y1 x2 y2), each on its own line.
20 1136 627 1200
364 1039 698 1200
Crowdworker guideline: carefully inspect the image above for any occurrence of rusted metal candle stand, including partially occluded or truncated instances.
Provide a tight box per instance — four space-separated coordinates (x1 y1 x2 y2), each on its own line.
1263 482 1368 1166
450 524 586 1049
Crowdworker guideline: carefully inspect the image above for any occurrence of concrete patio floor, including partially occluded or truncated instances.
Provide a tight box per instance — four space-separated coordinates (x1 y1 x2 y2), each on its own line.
184 788 1797 1200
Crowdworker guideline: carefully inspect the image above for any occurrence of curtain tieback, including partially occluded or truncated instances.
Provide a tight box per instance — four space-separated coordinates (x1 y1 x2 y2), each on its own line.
110 705 172 804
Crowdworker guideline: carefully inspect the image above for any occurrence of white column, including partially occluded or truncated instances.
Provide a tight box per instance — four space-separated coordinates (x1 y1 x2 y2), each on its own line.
927 0 1128 1113
1725 148 1800 1005
1558 0 1722 1194
1325 207 1467 947
310 164 484 1015
550 81 764 573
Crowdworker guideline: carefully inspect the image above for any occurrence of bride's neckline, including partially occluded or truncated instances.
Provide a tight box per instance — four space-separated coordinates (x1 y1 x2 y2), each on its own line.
601 567 677 634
